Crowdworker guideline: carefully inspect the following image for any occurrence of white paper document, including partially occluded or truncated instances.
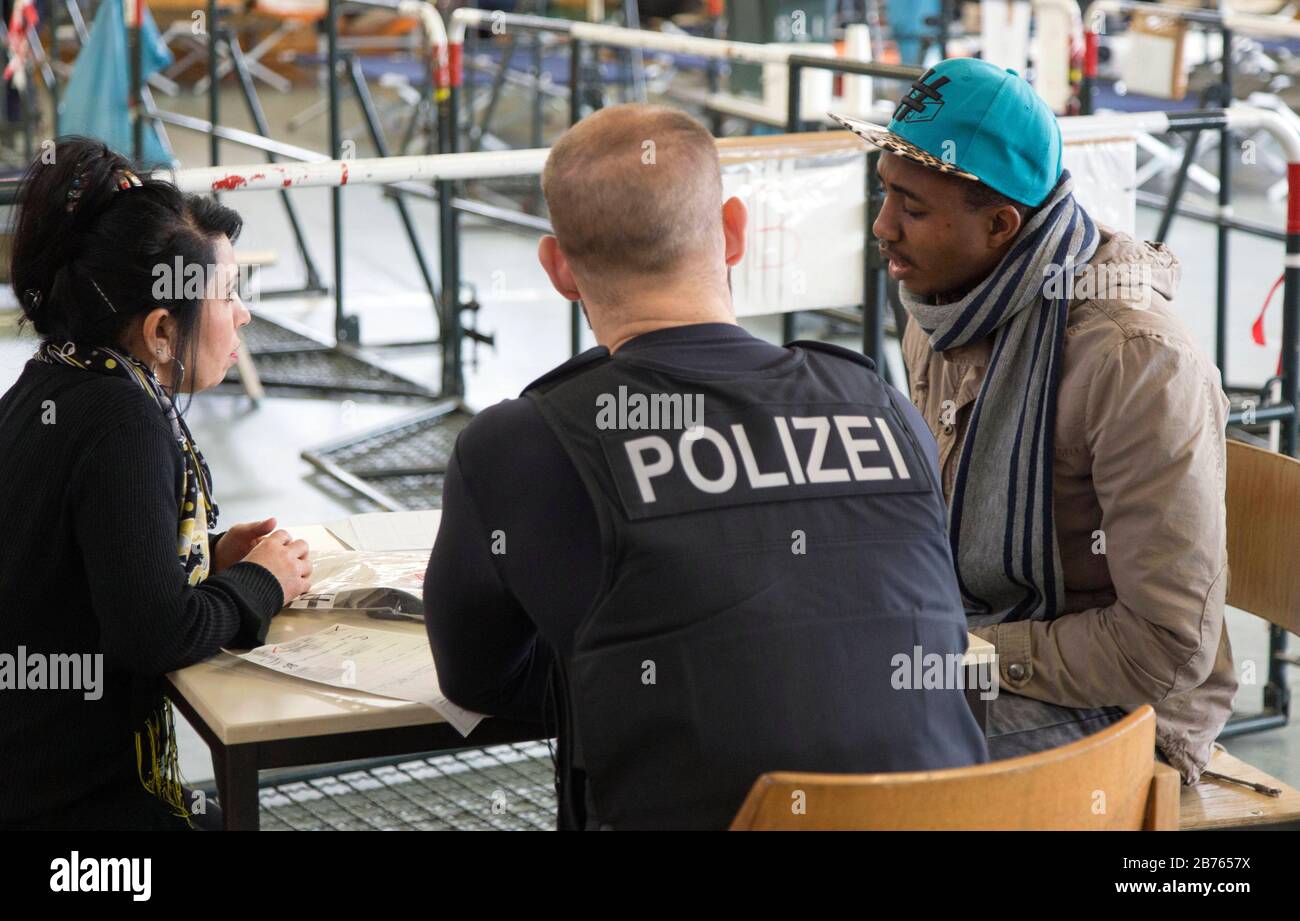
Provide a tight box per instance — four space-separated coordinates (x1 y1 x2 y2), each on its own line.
281 524 349 552
236 623 483 735
323 510 442 552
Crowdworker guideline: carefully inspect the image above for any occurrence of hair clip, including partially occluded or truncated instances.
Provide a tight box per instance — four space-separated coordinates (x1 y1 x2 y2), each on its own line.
89 277 118 314
65 172 86 213
65 165 142 214
22 288 42 309
66 157 94 213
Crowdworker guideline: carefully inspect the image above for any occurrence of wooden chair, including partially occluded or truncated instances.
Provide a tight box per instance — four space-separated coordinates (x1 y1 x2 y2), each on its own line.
1222 439 1300 643
1179 440 1300 830
730 705 1180 830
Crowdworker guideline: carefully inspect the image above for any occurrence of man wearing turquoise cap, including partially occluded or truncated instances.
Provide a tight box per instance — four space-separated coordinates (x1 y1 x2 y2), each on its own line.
834 58 1235 784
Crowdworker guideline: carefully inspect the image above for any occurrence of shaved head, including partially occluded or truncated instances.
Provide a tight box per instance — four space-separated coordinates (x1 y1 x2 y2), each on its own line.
541 104 724 303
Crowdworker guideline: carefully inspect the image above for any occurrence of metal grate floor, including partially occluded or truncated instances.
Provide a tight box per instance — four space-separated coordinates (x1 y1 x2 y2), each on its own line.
239 311 332 352
223 312 438 401
303 404 475 509
257 742 558 831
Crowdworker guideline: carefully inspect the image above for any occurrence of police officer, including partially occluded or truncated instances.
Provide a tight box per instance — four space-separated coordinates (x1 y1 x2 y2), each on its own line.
423 104 988 830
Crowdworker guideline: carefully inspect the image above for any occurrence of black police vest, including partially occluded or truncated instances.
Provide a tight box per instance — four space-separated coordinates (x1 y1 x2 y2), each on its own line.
526 340 987 830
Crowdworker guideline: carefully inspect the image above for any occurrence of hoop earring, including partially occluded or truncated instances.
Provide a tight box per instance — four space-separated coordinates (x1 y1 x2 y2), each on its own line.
173 357 185 396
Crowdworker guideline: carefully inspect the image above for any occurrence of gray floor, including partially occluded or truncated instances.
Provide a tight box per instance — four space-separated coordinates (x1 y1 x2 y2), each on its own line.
0 79 1296 797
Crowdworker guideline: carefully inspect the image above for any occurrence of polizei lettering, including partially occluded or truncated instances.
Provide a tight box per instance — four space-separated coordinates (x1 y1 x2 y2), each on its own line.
604 406 926 518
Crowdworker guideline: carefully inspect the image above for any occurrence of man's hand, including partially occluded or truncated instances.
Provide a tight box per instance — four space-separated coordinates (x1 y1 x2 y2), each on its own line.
213 517 279 574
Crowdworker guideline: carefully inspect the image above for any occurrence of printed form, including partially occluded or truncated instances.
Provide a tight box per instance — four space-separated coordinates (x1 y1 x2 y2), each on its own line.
236 623 483 735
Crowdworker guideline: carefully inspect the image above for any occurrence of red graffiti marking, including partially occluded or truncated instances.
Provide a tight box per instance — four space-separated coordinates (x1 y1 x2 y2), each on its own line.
341 162 349 185
211 174 247 191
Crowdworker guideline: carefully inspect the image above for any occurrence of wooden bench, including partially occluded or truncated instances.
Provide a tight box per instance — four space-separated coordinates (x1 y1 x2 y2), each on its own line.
1175 440 1300 830
1180 747 1300 830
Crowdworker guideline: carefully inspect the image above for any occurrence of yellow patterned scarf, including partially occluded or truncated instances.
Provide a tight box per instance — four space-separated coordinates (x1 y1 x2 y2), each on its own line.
36 340 219 824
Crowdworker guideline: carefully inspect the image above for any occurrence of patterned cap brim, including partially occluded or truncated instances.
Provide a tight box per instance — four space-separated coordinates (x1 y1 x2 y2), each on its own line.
829 112 980 183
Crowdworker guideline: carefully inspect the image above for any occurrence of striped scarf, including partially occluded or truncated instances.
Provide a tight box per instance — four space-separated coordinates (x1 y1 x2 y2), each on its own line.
900 172 1098 623
36 339 217 823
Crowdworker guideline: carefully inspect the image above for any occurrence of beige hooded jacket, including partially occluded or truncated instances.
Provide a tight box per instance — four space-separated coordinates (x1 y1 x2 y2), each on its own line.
902 228 1236 782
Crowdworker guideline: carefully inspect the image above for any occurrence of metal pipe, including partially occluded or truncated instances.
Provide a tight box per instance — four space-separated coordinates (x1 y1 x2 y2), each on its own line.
1281 166 1300 457
0 107 1286 199
50 1 61 133
1226 404 1296 426
130 0 143 160
864 148 885 368
1137 189 1286 240
223 27 323 293
936 0 950 58
142 148 549 194
346 51 438 310
787 53 920 82
438 34 466 396
450 6 916 75
531 11 545 147
208 0 219 167
1154 131 1200 244
1218 29 1234 378
327 0 350 343
150 108 334 162
0 107 1284 197
569 37 583 358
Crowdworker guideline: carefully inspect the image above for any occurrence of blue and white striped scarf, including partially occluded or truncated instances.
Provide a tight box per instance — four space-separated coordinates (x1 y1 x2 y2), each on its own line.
901 172 1098 622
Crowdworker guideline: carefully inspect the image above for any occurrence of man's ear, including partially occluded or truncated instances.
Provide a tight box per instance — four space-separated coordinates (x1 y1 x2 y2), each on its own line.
722 196 747 267
538 235 582 301
987 204 1023 250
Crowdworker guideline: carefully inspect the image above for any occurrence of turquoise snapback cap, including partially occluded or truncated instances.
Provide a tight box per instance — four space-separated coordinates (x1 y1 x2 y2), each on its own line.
831 58 1063 208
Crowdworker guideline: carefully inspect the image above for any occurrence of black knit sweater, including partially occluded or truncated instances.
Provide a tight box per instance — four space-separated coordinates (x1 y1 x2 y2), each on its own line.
0 357 283 829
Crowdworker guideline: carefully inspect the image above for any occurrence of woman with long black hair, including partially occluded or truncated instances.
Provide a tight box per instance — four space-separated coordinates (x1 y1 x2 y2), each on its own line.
0 137 313 830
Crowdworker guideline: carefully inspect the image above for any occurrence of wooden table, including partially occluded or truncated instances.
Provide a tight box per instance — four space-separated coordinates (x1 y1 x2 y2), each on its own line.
167 604 546 829
167 519 545 830
167 517 997 829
